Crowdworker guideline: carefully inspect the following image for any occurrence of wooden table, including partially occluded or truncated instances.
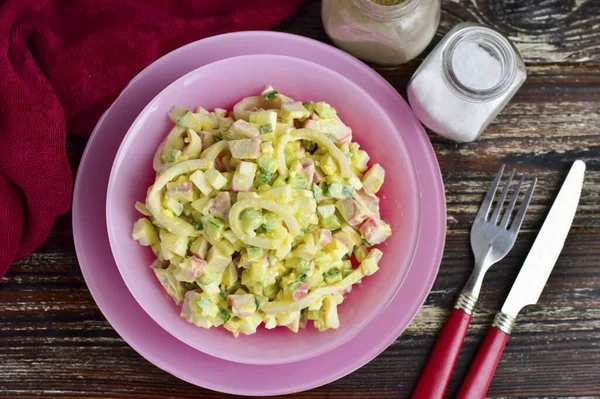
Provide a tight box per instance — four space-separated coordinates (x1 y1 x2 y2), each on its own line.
2 1 599 397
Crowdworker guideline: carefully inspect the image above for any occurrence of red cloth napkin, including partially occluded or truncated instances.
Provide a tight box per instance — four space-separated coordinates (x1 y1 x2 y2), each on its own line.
0 0 304 278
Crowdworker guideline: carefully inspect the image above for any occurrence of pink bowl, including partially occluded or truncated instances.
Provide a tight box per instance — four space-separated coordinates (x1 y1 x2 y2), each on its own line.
106 54 420 365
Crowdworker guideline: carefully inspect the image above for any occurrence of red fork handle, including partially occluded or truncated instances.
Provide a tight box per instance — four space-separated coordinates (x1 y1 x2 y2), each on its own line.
411 308 473 399
457 326 510 399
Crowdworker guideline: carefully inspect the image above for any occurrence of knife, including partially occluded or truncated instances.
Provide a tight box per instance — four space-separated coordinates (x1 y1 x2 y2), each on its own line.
456 160 586 399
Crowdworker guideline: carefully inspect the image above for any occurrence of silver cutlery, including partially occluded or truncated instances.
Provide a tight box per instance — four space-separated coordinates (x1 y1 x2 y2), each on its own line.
412 165 537 399
457 160 586 399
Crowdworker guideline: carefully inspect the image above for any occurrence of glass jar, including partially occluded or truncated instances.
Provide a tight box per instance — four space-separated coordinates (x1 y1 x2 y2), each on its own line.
407 22 527 142
321 0 441 65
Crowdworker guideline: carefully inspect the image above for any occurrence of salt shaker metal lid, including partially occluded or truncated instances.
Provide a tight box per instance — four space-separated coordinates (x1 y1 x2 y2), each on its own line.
407 22 527 143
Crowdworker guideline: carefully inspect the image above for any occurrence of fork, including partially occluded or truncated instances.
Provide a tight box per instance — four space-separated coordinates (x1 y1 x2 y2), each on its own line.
411 165 537 399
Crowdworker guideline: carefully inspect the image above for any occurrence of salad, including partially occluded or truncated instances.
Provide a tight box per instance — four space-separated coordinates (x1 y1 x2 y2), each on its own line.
132 87 392 337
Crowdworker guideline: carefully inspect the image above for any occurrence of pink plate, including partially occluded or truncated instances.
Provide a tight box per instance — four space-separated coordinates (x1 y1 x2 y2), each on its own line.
73 31 445 396
106 54 421 365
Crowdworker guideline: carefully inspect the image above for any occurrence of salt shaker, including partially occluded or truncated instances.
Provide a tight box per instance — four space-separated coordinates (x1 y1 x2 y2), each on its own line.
407 22 527 142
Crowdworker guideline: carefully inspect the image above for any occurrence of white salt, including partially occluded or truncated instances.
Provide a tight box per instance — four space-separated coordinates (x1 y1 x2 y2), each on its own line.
407 23 527 142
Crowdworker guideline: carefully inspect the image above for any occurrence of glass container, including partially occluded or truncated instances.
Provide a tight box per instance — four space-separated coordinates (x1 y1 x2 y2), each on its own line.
322 0 441 65
407 22 527 142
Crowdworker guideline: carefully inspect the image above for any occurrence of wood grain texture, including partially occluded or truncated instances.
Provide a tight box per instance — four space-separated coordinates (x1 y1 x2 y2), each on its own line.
1 0 600 398
441 0 600 62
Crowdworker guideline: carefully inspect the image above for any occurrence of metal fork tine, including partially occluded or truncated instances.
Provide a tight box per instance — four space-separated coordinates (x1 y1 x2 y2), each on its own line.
500 174 525 228
490 169 516 224
509 177 538 232
475 164 505 222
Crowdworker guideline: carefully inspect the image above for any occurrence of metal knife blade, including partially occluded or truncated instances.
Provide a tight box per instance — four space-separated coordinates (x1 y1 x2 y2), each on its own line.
501 160 586 319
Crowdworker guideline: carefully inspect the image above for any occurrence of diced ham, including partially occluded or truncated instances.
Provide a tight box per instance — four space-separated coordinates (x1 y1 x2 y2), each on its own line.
332 116 352 143
190 256 207 274
208 191 231 220
165 182 193 202
199 131 220 149
354 188 380 217
333 231 354 252
213 152 226 172
227 294 256 317
300 160 315 183
292 282 311 301
181 290 200 320
176 182 193 192
175 256 207 282
313 166 324 183
313 229 332 247
359 218 392 245
336 199 369 228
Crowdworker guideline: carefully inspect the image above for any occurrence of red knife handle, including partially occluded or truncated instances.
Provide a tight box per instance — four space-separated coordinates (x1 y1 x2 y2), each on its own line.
411 307 473 399
457 321 512 399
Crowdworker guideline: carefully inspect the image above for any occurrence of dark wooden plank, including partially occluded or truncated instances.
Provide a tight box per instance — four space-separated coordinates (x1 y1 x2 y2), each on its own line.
2 0 600 398
448 0 600 63
278 0 600 63
1 231 599 398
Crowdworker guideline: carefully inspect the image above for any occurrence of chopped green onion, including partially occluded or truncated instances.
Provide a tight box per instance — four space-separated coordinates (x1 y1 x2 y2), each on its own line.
256 225 268 235
262 90 279 101
254 294 267 310
323 182 353 199
219 286 228 300
197 273 213 286
218 308 231 323
247 246 264 259
312 183 324 201
182 281 199 290
288 273 308 289
302 140 317 153
314 102 337 119
192 221 203 231
257 171 273 186
302 101 314 113
323 267 342 284
341 185 354 199
260 124 273 134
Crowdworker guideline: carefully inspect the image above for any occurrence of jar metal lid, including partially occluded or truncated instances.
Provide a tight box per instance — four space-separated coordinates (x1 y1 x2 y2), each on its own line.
442 26 518 101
